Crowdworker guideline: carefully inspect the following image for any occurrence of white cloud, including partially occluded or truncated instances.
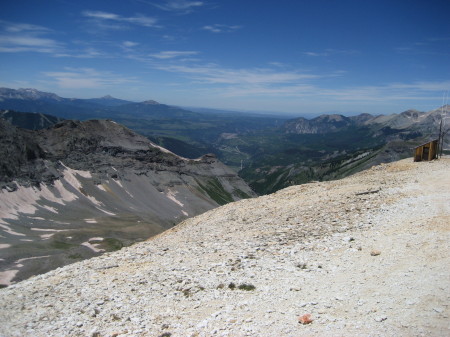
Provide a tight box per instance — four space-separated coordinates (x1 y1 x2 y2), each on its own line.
54 48 104 59
149 50 199 59
123 41 139 47
151 57 450 105
43 68 136 89
82 10 158 29
155 63 319 85
315 81 450 103
202 24 242 33
1 21 51 33
153 0 204 12
0 20 61 54
83 11 120 20
303 49 359 57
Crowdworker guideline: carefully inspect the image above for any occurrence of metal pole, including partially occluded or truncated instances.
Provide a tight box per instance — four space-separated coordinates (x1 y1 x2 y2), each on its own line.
438 118 443 158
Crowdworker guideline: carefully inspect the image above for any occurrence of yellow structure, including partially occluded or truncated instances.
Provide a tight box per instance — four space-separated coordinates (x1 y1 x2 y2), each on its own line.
413 139 438 162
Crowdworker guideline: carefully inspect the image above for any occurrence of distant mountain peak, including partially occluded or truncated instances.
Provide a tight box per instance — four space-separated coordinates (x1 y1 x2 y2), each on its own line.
101 95 115 99
0 87 64 101
142 100 160 105
314 114 348 122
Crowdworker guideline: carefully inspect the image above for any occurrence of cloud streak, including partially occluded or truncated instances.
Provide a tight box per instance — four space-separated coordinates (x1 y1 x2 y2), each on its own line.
123 41 139 48
303 49 359 57
152 0 204 12
202 24 242 33
155 63 319 85
0 20 62 53
43 68 137 89
151 57 450 105
82 11 159 29
149 50 199 59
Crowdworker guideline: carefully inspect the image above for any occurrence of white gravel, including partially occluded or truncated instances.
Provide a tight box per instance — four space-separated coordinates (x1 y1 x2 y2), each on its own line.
0 158 449 337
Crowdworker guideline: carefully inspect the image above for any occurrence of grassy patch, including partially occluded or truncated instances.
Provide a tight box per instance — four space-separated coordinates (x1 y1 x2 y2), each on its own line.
233 188 251 199
196 178 233 205
101 238 123 251
68 253 83 259
50 241 74 250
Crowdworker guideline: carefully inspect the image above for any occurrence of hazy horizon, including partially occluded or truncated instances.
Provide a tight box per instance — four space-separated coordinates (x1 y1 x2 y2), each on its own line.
1 0 449 115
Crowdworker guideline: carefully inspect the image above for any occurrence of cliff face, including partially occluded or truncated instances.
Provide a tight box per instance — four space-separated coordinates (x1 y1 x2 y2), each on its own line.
0 119 255 284
0 158 448 336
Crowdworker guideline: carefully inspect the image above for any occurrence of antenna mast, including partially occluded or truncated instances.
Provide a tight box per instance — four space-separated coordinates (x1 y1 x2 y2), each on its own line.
439 92 449 158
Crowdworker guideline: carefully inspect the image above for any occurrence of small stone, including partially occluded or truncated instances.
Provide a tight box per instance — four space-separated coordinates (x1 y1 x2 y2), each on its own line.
90 327 100 337
374 316 387 322
370 250 381 256
298 313 313 325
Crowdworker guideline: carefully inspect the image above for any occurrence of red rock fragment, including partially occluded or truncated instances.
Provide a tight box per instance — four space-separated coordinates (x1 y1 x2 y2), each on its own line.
298 313 313 324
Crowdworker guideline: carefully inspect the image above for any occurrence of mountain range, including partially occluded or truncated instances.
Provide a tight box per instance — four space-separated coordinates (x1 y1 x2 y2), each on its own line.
1 87 448 195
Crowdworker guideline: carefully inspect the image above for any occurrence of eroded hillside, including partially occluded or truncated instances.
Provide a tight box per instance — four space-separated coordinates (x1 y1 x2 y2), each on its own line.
0 119 255 285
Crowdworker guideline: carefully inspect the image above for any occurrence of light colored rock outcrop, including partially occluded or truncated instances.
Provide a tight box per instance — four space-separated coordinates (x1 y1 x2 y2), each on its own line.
0 158 449 337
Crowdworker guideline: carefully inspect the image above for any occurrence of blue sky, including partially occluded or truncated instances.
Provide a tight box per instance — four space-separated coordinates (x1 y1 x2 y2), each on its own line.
0 0 449 115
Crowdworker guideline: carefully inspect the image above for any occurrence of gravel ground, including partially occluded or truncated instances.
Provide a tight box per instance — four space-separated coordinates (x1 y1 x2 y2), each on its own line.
0 158 449 337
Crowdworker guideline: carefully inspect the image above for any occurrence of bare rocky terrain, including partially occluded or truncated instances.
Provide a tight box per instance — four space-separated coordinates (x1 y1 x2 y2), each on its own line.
0 118 254 284
0 157 449 337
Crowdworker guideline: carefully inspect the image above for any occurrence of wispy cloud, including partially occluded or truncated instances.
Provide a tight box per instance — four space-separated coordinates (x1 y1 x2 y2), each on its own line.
149 50 199 59
54 47 105 59
123 41 139 48
202 24 242 33
155 63 319 85
395 38 450 56
82 10 159 30
0 20 62 53
152 0 204 12
1 21 51 33
316 80 450 103
43 68 137 89
303 49 359 57
151 56 450 104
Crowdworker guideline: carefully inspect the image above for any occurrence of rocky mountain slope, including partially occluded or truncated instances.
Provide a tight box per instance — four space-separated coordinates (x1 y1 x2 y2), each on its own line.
0 88 287 161
283 105 450 136
283 114 354 134
0 158 448 336
0 119 255 285
242 105 449 194
0 110 63 130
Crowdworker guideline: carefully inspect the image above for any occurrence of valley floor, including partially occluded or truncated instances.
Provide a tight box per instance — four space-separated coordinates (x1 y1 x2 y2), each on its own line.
0 158 449 337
